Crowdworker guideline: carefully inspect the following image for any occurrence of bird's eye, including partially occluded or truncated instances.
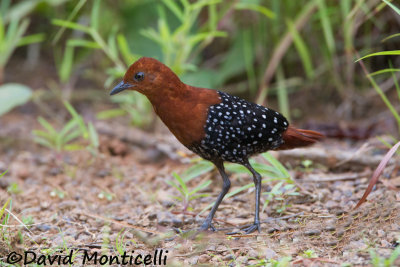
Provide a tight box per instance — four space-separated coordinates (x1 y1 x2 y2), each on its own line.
134 72 145 82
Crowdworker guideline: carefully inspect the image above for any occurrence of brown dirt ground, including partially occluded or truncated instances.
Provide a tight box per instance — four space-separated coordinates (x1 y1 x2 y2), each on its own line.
0 109 400 267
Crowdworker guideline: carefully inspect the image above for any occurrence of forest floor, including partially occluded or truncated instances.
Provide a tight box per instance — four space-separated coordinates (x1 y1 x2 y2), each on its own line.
0 107 399 267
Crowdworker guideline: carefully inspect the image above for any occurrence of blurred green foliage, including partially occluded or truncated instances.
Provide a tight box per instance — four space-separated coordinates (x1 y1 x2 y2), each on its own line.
0 83 32 116
33 101 99 154
2 0 400 130
357 0 400 138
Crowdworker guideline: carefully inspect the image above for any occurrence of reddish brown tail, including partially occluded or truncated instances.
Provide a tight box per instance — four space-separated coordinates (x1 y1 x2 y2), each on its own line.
277 126 324 150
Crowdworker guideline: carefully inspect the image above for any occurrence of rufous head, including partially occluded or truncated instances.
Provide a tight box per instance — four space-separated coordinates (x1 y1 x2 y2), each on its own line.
110 57 183 97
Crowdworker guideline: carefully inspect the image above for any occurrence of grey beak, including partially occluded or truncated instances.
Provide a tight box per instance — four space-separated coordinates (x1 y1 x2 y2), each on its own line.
110 81 133 95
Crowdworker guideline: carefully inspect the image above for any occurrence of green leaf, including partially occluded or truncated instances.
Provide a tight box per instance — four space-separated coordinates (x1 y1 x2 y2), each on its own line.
88 122 99 148
32 129 54 140
166 179 180 191
0 83 32 116
37 117 57 134
357 50 400 62
0 198 11 224
383 0 400 16
388 246 400 265
63 101 88 138
286 19 314 79
167 175 187 196
63 129 81 144
117 34 139 65
191 0 221 11
64 143 84 151
96 108 126 120
52 0 87 44
382 33 400 42
59 45 74 83
17 33 45 46
369 68 400 77
262 152 290 179
188 31 226 47
0 170 8 178
58 117 79 139
182 160 214 182
317 0 335 54
91 0 101 30
162 0 184 21
67 39 101 49
189 180 211 195
235 2 275 19
172 172 188 195
33 136 54 149
52 19 91 34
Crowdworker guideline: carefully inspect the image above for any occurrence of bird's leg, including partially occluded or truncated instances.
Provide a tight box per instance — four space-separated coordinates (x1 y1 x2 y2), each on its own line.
199 160 231 231
241 161 262 234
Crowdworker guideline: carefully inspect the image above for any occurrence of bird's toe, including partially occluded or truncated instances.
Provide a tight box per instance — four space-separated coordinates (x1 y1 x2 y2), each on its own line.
241 222 261 234
199 222 217 232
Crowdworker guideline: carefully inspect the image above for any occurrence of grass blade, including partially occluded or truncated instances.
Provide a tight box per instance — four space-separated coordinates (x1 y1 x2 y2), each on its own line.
63 101 88 138
52 19 91 34
357 50 400 61
162 0 184 22
383 0 400 16
88 122 99 148
235 3 275 19
317 0 335 54
0 198 11 225
355 141 400 209
52 0 87 44
38 117 57 136
91 0 101 30
369 68 400 76
286 19 314 79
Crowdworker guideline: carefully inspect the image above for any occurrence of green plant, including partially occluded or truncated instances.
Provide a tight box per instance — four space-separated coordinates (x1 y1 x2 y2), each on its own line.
0 198 11 230
114 229 135 257
300 159 314 172
0 1 47 117
263 182 299 214
0 198 12 246
140 0 227 75
0 170 7 178
7 182 22 194
167 160 213 211
369 246 400 267
97 93 154 128
301 249 318 258
264 256 292 267
0 83 32 116
356 0 400 137
22 215 34 227
0 0 44 83
52 0 152 127
33 101 99 153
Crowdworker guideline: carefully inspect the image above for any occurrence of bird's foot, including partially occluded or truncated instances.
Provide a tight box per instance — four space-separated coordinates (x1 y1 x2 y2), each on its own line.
241 222 261 234
199 221 216 232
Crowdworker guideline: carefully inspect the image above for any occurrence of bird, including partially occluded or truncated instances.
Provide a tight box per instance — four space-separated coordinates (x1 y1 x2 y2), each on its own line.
110 57 323 234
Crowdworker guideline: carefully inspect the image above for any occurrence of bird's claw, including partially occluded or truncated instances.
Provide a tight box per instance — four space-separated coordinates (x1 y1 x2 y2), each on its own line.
199 222 217 232
241 222 261 234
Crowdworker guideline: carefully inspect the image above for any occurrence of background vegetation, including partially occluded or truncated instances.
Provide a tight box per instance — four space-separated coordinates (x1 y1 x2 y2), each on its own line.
2 0 399 128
